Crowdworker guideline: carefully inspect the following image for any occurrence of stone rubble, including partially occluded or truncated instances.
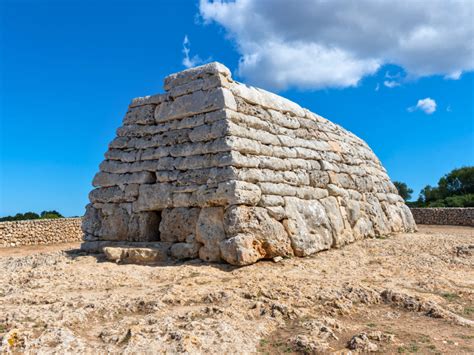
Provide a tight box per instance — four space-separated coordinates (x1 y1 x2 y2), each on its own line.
82 62 416 265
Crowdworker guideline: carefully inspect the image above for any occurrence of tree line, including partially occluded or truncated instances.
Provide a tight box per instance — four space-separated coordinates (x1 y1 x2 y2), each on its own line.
0 210 64 222
394 166 474 208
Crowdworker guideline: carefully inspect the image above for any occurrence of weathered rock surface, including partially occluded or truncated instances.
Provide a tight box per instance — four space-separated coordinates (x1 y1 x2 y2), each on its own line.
2 226 473 354
81 62 416 265
103 243 172 264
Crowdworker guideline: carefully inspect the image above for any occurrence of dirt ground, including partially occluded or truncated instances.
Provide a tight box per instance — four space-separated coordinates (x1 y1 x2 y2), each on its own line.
0 225 473 353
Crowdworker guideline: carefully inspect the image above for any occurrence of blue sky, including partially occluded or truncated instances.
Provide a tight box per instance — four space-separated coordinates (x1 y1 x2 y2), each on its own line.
1 0 473 217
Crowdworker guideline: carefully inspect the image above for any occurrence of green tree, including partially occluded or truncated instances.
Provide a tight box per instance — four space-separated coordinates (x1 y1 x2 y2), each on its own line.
393 181 413 201
417 166 474 207
21 212 40 220
40 210 63 219
0 210 64 221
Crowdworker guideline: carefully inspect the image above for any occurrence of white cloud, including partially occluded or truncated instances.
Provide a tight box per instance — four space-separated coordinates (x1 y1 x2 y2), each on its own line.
199 0 474 90
383 80 400 88
408 98 437 114
182 35 203 68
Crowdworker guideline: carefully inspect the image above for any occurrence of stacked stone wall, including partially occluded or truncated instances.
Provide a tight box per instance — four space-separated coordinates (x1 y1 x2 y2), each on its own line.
82 62 416 265
410 208 474 226
0 218 83 247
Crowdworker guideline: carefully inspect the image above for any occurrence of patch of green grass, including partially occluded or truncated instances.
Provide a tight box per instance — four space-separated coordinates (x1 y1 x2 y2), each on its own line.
419 335 431 343
408 342 420 352
398 343 420 353
259 339 269 347
457 334 474 340
367 322 377 328
440 292 460 302
0 324 6 333
463 306 474 315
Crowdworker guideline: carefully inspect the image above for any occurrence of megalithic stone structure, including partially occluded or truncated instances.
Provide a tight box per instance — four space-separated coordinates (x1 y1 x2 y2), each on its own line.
81 62 416 265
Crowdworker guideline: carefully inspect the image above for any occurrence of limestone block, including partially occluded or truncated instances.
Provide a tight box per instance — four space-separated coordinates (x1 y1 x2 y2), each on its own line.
268 109 301 129
164 62 231 91
320 196 354 247
283 197 333 256
109 136 130 149
82 204 102 235
174 166 237 186
400 204 417 231
174 152 233 171
381 202 404 232
259 194 284 207
89 187 129 204
196 207 226 262
227 136 262 155
130 93 167 108
170 235 201 260
196 180 261 206
362 195 390 236
309 170 330 188
188 120 229 143
327 184 349 198
169 73 230 98
259 182 297 197
295 187 329 200
265 206 287 221
98 204 130 241
92 171 156 187
224 205 293 259
219 233 266 266
159 207 200 242
334 173 356 189
134 183 174 211
352 217 375 240
104 244 171 264
105 149 139 163
235 95 272 121
155 88 236 122
123 105 156 125
230 81 306 117
169 137 231 157
345 200 361 226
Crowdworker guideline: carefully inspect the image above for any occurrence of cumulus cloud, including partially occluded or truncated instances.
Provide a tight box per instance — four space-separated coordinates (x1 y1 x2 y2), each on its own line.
182 35 203 68
199 0 474 90
408 98 437 114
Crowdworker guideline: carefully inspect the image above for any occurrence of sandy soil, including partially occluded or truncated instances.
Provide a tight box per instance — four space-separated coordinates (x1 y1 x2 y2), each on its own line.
0 225 473 353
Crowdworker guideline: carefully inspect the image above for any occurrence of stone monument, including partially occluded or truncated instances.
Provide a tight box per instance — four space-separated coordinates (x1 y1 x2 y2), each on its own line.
81 62 416 265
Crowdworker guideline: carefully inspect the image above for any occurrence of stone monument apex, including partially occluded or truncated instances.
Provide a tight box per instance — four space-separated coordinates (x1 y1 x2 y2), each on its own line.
82 62 416 265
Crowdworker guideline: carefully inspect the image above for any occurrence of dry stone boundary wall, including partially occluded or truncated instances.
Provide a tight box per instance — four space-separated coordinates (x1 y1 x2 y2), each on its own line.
82 62 416 266
410 208 474 227
0 218 82 248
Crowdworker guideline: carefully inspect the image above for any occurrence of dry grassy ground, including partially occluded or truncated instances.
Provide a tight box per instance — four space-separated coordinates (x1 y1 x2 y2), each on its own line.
0 225 473 353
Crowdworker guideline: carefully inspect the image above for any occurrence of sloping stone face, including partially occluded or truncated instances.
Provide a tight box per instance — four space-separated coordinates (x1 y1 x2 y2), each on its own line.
81 62 416 265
